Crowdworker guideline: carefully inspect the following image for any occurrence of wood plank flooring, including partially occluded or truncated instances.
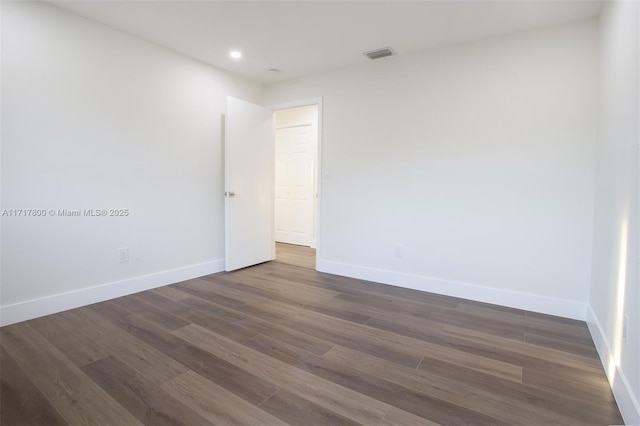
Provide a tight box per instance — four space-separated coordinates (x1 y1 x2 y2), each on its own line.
0 246 623 425
275 242 316 269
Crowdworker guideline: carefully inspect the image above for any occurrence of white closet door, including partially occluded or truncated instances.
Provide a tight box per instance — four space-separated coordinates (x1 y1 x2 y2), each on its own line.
274 125 314 246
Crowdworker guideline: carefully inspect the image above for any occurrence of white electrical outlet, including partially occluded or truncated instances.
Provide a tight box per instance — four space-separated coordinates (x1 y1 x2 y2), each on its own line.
118 247 129 263
622 314 629 344
393 245 403 258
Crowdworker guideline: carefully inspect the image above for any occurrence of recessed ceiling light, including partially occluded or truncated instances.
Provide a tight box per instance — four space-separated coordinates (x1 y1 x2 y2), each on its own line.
230 50 242 59
268 68 280 73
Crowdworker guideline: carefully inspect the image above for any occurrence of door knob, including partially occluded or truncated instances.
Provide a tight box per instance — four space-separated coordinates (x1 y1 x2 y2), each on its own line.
225 191 236 197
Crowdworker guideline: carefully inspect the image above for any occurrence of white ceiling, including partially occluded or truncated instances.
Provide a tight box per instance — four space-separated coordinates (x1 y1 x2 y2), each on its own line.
50 1 604 84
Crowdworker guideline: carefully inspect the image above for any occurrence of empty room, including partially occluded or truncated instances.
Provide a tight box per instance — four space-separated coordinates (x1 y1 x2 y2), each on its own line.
1 0 638 425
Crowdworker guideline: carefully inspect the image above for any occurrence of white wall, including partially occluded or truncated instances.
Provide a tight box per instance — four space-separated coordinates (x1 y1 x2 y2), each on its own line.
588 1 640 423
265 20 599 319
0 1 262 324
274 105 318 127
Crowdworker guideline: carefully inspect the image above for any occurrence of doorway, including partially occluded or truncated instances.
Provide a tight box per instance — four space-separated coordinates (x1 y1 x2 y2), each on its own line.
272 104 319 268
223 96 321 272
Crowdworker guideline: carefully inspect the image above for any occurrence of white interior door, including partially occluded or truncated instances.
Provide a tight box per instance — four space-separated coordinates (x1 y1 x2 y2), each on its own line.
225 96 273 271
274 125 314 246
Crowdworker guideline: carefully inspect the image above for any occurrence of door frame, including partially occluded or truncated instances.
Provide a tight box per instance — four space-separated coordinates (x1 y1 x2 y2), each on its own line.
268 97 323 265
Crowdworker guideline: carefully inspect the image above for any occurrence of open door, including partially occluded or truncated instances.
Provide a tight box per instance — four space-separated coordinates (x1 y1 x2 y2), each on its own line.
225 96 274 271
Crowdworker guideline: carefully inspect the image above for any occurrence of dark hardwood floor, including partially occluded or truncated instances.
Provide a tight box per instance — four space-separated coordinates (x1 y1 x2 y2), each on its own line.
275 242 316 270
1 245 623 425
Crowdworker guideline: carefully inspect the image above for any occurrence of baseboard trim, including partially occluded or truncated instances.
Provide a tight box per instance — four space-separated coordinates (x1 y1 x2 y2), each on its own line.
316 259 587 320
0 259 225 326
587 306 640 425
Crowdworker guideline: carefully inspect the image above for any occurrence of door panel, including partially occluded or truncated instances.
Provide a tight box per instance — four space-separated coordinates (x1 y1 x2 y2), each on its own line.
274 128 291 241
225 96 273 271
274 125 314 246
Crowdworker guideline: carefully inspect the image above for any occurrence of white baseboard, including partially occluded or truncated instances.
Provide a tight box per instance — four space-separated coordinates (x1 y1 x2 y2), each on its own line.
587 306 640 426
0 259 225 327
316 259 587 320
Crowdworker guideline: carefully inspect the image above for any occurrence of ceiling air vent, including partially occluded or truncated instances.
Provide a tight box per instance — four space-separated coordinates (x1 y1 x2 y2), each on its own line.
363 47 395 60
